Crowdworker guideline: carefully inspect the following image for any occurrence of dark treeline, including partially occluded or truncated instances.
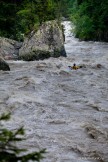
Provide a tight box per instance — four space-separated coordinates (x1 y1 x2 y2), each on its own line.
0 0 60 40
0 0 108 41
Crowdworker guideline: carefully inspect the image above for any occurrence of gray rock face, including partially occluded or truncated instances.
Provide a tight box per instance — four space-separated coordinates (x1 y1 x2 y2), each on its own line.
0 57 10 71
0 37 22 60
19 21 66 61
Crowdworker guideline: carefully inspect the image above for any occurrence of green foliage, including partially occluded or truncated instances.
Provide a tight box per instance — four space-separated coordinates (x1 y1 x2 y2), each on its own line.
71 2 95 40
0 0 62 41
1 0 107 41
0 113 46 162
70 0 108 41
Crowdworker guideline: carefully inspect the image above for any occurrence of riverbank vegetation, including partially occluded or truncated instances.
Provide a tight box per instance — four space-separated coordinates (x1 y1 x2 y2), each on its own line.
65 0 108 41
0 0 61 41
0 0 108 41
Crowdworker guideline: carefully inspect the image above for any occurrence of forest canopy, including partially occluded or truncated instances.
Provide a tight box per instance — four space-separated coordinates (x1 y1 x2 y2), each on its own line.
0 0 108 41
69 0 108 41
0 0 60 40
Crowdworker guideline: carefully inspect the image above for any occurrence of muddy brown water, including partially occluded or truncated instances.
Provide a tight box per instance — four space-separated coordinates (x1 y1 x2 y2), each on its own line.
0 21 108 162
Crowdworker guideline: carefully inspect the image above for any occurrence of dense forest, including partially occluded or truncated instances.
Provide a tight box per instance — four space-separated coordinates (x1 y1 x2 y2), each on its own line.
0 0 61 41
0 0 108 41
69 0 108 41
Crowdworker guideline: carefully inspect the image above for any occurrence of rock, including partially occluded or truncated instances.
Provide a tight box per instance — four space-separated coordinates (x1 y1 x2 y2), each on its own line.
19 20 66 61
96 64 102 68
0 57 10 71
0 37 22 60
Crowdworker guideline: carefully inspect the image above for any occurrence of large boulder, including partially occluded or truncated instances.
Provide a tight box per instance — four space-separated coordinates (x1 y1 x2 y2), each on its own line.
0 57 10 71
0 37 22 60
19 20 66 61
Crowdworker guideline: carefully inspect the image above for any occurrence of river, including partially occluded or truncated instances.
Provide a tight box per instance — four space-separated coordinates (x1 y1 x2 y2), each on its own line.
0 21 108 162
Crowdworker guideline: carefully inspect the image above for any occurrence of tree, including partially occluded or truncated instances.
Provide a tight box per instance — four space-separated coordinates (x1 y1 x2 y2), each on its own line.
69 0 108 41
0 1 17 38
0 0 62 40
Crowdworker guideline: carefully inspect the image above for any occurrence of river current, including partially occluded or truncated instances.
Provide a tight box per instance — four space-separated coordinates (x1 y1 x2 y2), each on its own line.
0 21 108 162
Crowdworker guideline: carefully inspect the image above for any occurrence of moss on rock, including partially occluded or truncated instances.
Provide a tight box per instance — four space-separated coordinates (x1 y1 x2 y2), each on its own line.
19 50 51 61
19 20 66 61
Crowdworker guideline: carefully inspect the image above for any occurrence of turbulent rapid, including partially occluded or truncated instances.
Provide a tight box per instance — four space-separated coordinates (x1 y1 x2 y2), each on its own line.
0 21 108 162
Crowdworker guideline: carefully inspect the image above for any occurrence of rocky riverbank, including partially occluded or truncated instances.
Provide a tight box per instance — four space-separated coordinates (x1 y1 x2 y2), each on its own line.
0 20 66 62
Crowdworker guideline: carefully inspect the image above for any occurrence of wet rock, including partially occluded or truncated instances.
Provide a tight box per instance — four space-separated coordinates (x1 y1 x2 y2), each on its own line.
0 37 22 60
0 57 10 71
91 63 103 69
96 64 102 68
19 20 66 61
